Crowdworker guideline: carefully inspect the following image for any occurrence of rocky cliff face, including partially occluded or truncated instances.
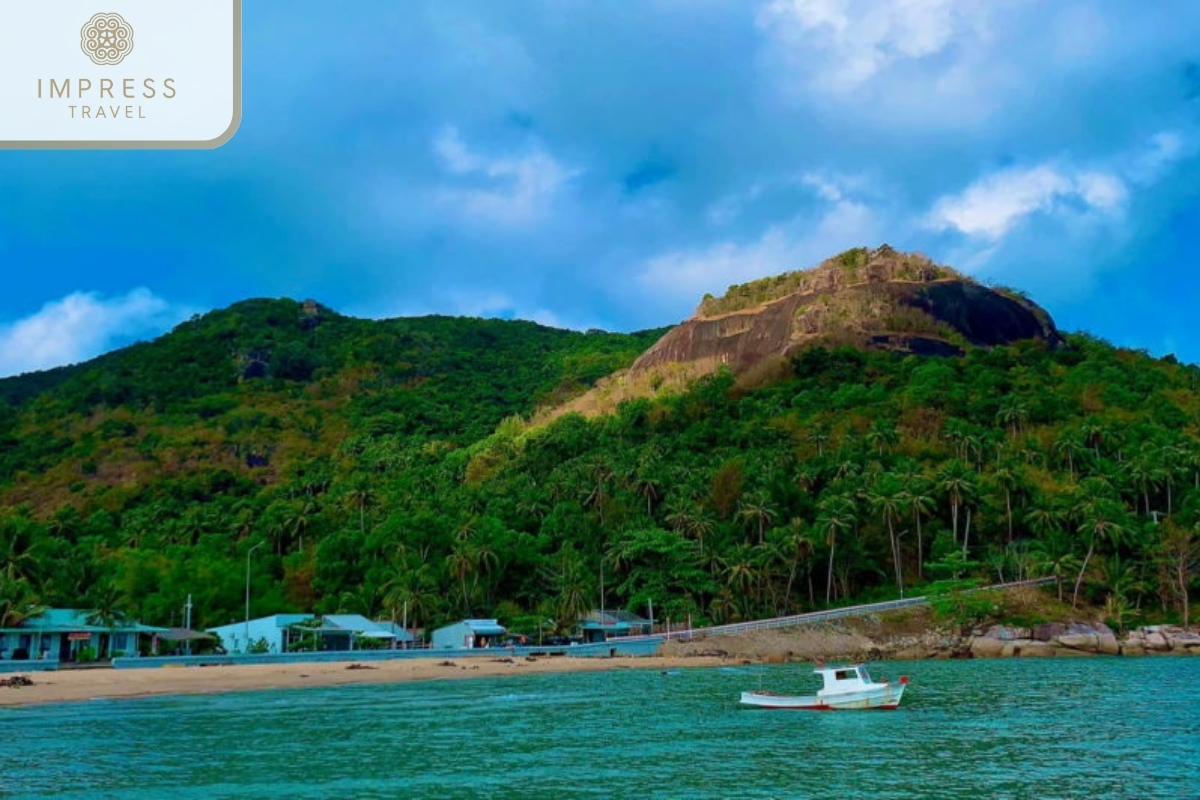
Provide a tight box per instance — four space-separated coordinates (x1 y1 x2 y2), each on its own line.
631 245 1062 375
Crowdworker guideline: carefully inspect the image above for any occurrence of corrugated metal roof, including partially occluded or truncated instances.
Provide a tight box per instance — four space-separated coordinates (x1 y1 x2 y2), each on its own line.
372 621 416 641
157 628 217 641
585 609 650 625
322 614 379 632
0 608 166 634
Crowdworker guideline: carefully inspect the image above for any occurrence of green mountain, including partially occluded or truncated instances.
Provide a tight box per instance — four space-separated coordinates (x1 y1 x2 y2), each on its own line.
1 253 1198 641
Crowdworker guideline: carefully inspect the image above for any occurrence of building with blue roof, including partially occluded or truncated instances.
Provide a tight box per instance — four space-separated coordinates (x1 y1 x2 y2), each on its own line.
207 613 416 654
431 619 506 650
0 608 168 663
579 609 652 643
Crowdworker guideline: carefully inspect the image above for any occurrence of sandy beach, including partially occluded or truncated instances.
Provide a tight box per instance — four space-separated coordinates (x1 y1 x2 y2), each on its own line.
0 654 733 708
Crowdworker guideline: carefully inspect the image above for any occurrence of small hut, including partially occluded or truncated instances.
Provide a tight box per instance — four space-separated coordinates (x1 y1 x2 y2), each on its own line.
431 619 507 650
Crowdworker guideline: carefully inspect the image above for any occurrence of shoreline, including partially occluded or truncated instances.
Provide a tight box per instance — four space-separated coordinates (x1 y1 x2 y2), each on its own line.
4 606 1197 708
0 654 732 709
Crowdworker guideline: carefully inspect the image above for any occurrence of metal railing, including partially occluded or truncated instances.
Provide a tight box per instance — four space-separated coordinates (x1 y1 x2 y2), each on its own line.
619 577 1057 643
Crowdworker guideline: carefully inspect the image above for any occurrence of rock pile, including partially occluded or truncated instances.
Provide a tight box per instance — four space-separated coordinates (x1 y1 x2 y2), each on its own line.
0 675 35 688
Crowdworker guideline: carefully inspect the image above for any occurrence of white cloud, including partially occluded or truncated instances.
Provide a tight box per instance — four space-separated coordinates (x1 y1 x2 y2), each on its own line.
706 171 869 226
0 289 192 378
432 126 579 228
925 165 1127 240
757 0 987 91
640 182 877 304
1125 130 1198 184
927 130 1198 241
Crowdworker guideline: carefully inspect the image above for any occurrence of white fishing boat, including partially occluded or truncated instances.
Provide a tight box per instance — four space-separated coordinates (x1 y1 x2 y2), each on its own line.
740 663 908 710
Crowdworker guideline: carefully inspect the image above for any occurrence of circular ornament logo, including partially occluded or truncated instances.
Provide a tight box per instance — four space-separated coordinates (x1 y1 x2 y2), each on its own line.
81 12 134 66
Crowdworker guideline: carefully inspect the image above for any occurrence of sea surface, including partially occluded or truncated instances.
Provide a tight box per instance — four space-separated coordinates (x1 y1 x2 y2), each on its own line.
1 657 1197 799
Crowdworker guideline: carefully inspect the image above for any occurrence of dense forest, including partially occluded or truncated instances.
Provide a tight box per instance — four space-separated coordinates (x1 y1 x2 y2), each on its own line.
1 294 1198 642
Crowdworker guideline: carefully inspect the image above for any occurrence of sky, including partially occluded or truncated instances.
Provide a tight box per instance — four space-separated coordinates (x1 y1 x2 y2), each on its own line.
2 0 1200 377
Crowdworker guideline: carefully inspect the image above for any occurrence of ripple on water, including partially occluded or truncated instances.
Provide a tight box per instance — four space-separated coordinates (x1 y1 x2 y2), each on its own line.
1 657 1198 799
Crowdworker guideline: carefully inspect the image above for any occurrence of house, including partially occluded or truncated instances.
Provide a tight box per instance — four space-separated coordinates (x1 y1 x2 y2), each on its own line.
206 613 414 654
579 609 652 643
0 608 168 663
371 620 419 647
431 619 506 650
155 627 219 656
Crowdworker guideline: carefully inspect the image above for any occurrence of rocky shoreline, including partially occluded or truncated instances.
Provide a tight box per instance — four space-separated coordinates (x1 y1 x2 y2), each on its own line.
660 612 1200 663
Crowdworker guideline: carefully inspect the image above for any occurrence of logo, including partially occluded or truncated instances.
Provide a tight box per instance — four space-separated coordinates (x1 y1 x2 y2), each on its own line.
81 12 134 66
2 1 241 149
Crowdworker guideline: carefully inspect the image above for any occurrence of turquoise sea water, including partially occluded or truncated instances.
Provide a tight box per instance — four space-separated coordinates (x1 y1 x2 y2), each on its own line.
2 657 1197 799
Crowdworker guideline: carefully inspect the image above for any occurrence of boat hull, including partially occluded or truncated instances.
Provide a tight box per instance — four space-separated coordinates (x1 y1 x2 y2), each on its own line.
740 684 906 710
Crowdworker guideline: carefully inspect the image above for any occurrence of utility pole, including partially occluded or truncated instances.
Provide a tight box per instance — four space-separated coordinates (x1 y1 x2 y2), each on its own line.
184 594 193 655
244 542 264 651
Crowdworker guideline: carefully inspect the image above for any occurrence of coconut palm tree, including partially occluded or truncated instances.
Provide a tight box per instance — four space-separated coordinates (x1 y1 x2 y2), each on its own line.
1071 498 1130 608
737 492 776 546
868 474 907 594
936 460 976 545
816 494 856 604
85 580 130 659
0 578 45 629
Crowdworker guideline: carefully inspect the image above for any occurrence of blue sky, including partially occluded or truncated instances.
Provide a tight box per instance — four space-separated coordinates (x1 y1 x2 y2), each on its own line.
2 0 1200 377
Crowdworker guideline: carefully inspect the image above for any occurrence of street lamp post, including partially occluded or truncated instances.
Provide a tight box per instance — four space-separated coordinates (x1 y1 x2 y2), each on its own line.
244 542 264 650
896 529 911 599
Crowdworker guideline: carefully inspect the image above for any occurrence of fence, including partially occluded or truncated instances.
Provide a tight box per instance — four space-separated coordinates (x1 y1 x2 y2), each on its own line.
622 577 1057 643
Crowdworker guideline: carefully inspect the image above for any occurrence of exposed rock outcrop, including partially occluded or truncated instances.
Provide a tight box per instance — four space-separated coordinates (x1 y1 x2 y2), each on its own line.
660 618 1199 663
630 245 1063 377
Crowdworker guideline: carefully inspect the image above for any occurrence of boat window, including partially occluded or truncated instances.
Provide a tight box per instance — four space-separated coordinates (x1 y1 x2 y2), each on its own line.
834 669 854 680
858 667 871 682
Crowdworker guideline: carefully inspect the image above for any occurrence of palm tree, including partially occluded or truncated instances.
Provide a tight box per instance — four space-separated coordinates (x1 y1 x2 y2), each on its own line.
816 495 856 604
540 549 591 634
1071 499 1129 608
936 460 976 545
737 493 776 545
868 475 907 594
996 397 1028 438
0 517 42 585
0 578 45 628
582 457 614 527
779 519 818 608
85 580 129 659
806 426 830 457
626 464 664 518
666 500 715 556
344 478 374 535
1124 454 1162 517
1029 529 1079 603
1054 432 1085 480
865 420 900 456
722 545 758 619
1080 420 1107 459
900 475 935 580
383 565 441 631
445 543 475 615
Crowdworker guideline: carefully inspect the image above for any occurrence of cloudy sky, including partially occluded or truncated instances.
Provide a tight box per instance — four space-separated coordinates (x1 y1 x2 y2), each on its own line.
2 0 1199 377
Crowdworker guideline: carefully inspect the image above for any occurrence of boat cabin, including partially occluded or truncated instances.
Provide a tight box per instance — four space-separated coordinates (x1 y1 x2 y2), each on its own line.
815 664 878 697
